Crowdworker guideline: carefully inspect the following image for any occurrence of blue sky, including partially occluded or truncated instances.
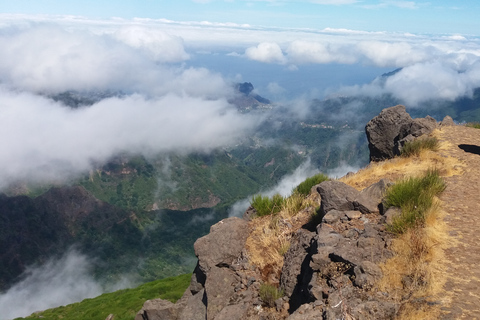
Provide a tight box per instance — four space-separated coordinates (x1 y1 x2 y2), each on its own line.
1 0 480 35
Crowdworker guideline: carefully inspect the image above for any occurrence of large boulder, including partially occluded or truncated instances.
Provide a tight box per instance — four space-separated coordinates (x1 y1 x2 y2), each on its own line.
135 299 180 320
365 105 437 161
316 181 360 217
365 105 413 161
194 217 249 273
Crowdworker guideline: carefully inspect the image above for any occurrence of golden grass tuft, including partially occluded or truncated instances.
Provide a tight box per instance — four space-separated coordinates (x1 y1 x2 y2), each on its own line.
340 133 464 191
245 194 320 282
378 202 449 319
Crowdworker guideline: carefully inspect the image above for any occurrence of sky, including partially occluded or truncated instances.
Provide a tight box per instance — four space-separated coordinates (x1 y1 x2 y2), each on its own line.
1 0 480 35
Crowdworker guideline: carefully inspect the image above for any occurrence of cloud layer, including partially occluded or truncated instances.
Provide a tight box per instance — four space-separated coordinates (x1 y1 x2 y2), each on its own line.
1 15 480 188
0 249 132 319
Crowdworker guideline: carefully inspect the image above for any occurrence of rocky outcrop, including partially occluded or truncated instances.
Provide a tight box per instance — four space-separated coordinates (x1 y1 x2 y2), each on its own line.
136 178 398 319
365 105 438 161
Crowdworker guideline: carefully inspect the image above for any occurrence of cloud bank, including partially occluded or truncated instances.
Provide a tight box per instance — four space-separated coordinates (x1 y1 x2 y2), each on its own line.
1 14 480 188
0 249 132 319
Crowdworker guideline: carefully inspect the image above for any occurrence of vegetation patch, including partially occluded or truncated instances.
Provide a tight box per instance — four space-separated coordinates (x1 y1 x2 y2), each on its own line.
20 273 191 320
293 173 329 196
259 283 284 307
384 169 446 234
400 137 439 158
250 194 286 217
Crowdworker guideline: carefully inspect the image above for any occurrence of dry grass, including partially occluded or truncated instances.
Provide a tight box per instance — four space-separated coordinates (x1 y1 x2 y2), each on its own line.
378 203 449 319
245 193 320 283
340 133 464 191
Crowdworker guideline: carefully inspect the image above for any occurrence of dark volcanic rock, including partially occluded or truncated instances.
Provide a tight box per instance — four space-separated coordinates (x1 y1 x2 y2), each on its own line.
135 299 180 320
205 267 237 320
365 105 437 162
366 105 413 161
194 217 249 273
354 179 392 214
280 229 316 297
316 181 360 216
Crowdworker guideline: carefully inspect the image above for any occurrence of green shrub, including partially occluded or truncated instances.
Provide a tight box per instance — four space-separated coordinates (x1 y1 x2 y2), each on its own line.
294 173 329 196
259 283 284 307
385 169 445 234
400 137 439 157
466 122 480 129
250 194 285 217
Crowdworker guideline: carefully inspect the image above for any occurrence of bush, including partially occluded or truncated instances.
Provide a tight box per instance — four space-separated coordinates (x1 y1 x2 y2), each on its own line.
385 169 445 234
259 283 284 307
250 193 285 217
400 137 439 157
294 173 329 196
466 122 480 129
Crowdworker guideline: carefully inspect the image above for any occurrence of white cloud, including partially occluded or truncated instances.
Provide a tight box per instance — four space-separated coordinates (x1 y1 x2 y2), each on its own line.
0 87 259 189
384 60 480 105
0 249 134 319
286 40 357 64
245 42 287 64
113 26 190 62
356 41 430 67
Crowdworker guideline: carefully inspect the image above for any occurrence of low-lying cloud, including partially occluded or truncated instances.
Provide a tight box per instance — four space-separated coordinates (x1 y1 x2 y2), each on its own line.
0 87 259 189
0 249 133 320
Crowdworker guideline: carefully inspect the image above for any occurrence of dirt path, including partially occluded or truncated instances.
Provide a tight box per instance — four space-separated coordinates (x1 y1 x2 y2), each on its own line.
435 125 480 319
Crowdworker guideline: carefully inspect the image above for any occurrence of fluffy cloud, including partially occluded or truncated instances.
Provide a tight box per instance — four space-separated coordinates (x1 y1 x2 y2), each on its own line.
0 87 259 188
113 26 190 62
245 42 287 64
384 60 480 104
286 40 357 64
0 249 133 319
357 41 431 67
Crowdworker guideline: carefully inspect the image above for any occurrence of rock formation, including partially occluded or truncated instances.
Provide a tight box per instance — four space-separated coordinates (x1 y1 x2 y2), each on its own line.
136 179 399 320
365 105 437 161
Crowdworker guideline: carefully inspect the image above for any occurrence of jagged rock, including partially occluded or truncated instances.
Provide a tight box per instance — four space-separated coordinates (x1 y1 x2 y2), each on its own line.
345 211 362 220
135 299 180 320
189 262 207 294
440 115 455 126
396 116 437 154
214 303 250 320
366 105 413 161
177 289 207 320
322 209 345 224
286 303 323 319
280 229 316 297
365 105 437 161
204 267 237 320
317 181 360 216
351 301 397 320
194 217 249 273
353 261 383 289
354 179 392 214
